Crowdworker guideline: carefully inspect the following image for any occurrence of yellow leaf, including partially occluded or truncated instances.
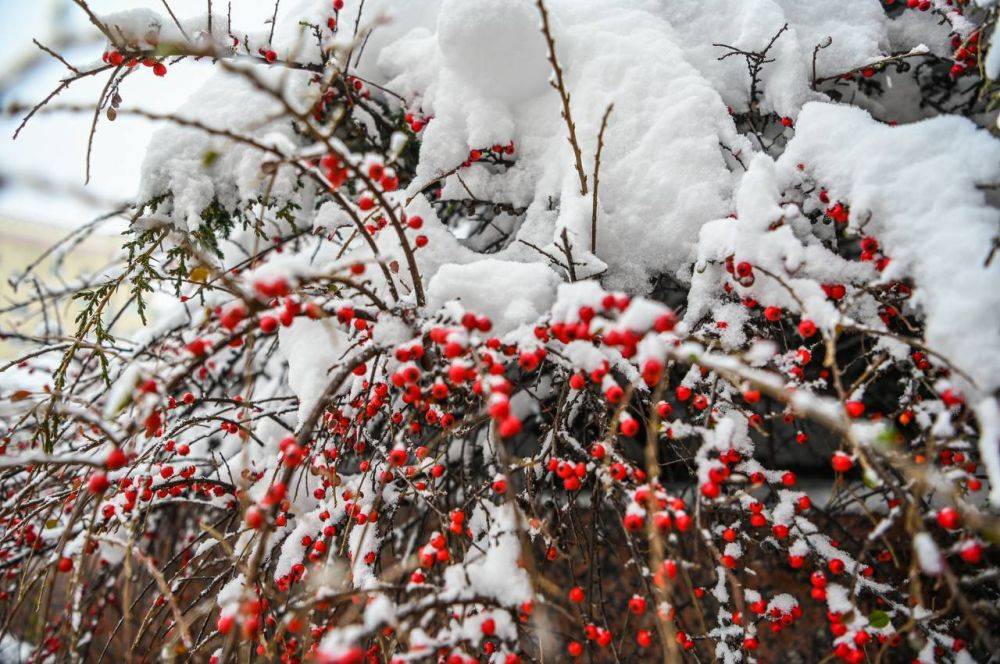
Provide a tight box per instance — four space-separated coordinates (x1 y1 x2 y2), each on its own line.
190 266 210 283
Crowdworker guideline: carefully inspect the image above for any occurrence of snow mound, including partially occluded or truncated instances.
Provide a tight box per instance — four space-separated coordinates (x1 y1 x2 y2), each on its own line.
427 259 561 335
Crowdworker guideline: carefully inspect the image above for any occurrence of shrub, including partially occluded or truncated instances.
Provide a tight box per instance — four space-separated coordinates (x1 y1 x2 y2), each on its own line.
2 1 999 662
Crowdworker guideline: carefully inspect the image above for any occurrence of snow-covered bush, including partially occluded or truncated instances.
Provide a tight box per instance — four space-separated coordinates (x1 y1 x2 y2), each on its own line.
3 0 1000 662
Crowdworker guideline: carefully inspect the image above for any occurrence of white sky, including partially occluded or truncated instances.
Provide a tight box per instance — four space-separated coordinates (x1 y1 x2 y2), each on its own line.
0 0 276 229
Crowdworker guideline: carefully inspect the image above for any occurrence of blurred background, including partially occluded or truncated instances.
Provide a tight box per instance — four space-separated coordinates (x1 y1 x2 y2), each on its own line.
0 1 276 359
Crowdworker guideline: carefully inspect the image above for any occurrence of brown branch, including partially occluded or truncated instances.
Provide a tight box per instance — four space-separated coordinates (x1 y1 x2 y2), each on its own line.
268 0 281 45
811 36 833 89
814 50 938 86
85 66 121 184
535 0 588 197
559 227 578 282
32 39 80 74
590 103 613 253
159 0 193 43
70 0 117 44
12 63 114 140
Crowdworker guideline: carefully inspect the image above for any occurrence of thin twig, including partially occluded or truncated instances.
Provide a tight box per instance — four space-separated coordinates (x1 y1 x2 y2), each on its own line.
268 0 281 45
812 36 833 89
85 65 121 183
70 0 117 43
535 0 589 197
159 0 193 43
32 40 79 74
559 227 578 282
590 103 613 253
12 63 114 140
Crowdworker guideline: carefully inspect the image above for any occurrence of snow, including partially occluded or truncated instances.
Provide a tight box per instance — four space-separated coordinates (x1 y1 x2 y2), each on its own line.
6 0 1000 660
0 635 32 663
441 503 533 606
914 532 943 576
685 152 875 337
138 66 310 233
671 0 887 117
278 317 346 422
436 0 549 107
825 583 853 614
779 102 1000 395
426 259 561 335
987 22 1000 80
973 398 1000 508
887 10 955 58
380 0 746 293
216 574 246 614
100 8 231 51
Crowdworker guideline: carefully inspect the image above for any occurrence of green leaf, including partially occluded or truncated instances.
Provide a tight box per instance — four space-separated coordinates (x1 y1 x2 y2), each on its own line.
872 425 900 452
868 610 890 629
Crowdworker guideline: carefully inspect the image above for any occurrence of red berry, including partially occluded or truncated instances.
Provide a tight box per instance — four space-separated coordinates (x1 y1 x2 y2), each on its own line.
105 447 127 470
959 540 982 564
831 452 853 473
217 614 235 634
259 315 279 334
87 473 110 494
245 506 265 529
388 448 408 467
936 507 960 530
623 513 645 531
628 595 647 615
220 302 247 330
498 415 522 438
